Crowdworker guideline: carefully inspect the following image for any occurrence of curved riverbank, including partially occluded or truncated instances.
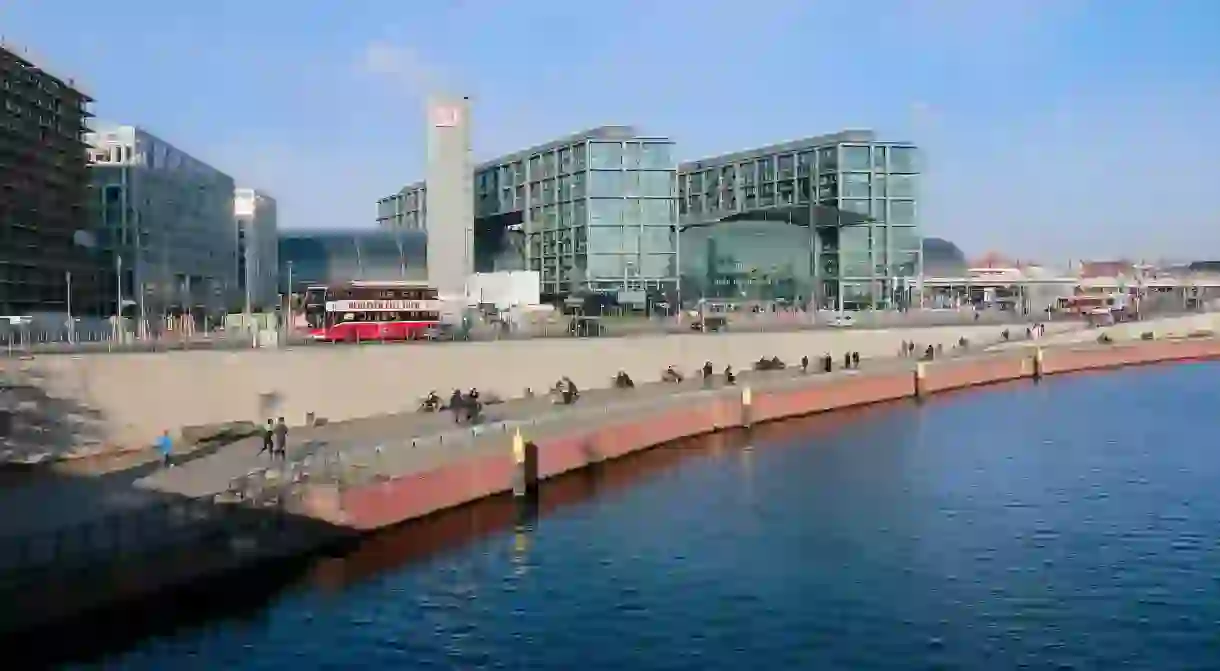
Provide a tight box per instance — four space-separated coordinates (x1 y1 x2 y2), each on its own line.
4 337 1220 640
322 337 1220 531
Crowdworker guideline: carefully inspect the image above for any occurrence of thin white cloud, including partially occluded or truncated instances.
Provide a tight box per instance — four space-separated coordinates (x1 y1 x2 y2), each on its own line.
358 40 455 98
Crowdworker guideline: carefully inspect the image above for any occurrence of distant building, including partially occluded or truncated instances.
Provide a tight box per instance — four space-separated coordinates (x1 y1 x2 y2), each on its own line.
86 125 237 321
1078 260 1135 279
677 130 921 310
277 228 426 293
0 43 106 315
921 237 968 276
234 188 278 311
378 125 678 298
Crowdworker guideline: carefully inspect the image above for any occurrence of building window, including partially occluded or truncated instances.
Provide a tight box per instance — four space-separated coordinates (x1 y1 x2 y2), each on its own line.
890 147 918 173
589 171 624 197
842 173 871 199
888 174 917 198
890 200 916 226
872 146 887 171
639 143 672 170
588 142 622 170
841 145 871 171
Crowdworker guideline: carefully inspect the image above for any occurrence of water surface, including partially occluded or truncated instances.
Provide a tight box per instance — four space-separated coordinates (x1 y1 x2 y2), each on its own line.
71 362 1220 670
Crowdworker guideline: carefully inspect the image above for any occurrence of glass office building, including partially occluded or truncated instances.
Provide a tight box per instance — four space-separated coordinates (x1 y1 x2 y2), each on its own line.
377 126 678 298
678 130 920 311
278 228 426 293
87 125 238 318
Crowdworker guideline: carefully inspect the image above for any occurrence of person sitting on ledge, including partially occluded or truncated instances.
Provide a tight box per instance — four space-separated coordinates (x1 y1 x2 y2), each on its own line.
958 337 969 349
448 389 465 423
662 366 684 383
614 370 635 389
724 365 736 385
465 392 484 424
770 356 785 370
702 361 714 379
923 345 935 360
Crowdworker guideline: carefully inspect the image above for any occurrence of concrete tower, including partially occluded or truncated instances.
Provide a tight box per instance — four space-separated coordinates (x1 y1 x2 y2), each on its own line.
424 94 474 308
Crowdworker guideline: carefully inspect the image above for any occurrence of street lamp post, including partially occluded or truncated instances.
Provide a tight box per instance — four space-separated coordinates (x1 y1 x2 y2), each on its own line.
65 271 73 343
114 254 123 339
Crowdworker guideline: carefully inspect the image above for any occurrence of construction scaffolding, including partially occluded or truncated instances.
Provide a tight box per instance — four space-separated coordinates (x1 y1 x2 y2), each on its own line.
0 43 108 316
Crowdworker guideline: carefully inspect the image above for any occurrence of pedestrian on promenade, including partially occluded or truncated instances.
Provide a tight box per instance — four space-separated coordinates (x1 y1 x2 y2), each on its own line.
851 351 860 368
801 355 809 373
449 389 465 423
156 430 174 468
274 417 288 460
258 419 274 457
844 352 852 370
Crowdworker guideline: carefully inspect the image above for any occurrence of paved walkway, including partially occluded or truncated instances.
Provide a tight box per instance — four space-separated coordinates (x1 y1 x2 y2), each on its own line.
135 359 917 498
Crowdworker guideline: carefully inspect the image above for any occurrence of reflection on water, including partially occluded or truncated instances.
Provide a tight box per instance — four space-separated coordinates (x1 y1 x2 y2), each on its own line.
39 363 1220 669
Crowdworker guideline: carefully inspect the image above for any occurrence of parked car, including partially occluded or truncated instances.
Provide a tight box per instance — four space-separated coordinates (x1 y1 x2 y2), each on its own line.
828 313 856 328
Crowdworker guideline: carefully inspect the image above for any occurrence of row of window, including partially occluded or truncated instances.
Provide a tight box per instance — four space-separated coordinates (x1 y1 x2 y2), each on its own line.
525 198 676 231
683 195 916 226
681 144 917 187
681 172 917 199
678 186 917 218
475 141 675 191
527 254 677 280
685 255 921 280
477 169 674 215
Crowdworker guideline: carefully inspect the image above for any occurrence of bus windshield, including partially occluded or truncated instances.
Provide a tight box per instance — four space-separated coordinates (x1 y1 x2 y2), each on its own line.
303 286 327 329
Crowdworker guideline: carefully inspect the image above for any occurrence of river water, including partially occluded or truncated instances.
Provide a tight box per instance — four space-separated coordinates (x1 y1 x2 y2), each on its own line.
60 362 1220 670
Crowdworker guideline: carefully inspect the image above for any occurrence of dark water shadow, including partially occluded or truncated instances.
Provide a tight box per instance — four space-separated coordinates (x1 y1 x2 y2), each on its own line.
7 399 910 667
0 469 354 670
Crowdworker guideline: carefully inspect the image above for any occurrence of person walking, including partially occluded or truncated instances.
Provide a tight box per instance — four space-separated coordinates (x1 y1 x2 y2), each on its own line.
273 417 288 460
258 419 274 457
156 430 174 468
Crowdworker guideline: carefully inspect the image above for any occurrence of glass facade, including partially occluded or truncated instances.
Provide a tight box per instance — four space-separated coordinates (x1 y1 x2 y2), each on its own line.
678 131 920 310
375 189 425 231
278 229 426 292
376 126 678 297
88 126 238 316
680 221 813 302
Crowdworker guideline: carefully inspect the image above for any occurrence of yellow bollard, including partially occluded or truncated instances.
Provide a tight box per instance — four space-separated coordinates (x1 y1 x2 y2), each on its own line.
915 361 928 398
512 428 526 465
742 386 754 429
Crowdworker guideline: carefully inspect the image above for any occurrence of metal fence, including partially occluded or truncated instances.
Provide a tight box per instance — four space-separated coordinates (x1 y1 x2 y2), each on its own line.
1 307 1097 356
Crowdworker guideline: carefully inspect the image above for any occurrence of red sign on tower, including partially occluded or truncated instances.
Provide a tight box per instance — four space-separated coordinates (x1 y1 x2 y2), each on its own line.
432 105 461 128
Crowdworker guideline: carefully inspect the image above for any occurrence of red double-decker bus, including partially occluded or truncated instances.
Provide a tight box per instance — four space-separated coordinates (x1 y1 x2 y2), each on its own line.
301 281 441 342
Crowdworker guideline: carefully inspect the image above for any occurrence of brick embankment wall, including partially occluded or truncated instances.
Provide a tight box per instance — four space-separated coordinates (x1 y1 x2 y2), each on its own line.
18 323 1047 450
326 338 1220 533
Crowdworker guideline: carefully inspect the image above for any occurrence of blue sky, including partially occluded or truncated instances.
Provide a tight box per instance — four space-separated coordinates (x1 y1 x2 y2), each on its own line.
3 0 1218 261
